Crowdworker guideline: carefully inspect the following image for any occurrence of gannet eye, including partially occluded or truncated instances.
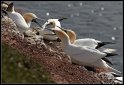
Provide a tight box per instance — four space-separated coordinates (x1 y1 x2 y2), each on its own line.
47 22 53 26
49 22 53 25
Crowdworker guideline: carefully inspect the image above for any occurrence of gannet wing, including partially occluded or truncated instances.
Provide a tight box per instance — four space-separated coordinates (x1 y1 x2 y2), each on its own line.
8 12 29 29
74 38 97 48
66 45 106 64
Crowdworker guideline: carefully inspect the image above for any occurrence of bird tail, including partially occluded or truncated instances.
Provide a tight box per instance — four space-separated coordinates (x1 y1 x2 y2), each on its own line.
107 72 123 83
110 72 121 77
104 52 118 57
99 47 116 53
102 42 115 44
102 57 113 65
114 77 123 84
96 42 115 49
107 65 121 74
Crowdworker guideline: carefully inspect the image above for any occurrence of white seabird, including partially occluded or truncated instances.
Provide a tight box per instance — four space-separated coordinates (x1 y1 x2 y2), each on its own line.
57 28 115 49
55 27 117 65
48 28 121 74
6 2 42 35
38 18 67 40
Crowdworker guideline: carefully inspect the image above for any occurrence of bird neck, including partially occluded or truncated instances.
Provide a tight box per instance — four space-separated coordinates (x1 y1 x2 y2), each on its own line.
61 39 71 49
62 38 70 45
69 30 76 44
60 34 71 47
27 21 31 27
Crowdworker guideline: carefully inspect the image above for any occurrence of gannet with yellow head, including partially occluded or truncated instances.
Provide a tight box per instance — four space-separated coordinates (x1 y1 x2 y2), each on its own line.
49 28 121 74
6 2 42 34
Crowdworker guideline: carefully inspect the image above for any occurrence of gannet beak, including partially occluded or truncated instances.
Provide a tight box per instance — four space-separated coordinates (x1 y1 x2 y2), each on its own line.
42 22 52 29
37 18 46 22
43 28 56 35
62 29 68 33
56 25 65 30
47 28 56 33
58 17 68 21
32 18 42 28
56 25 68 33
43 32 56 35
56 25 67 32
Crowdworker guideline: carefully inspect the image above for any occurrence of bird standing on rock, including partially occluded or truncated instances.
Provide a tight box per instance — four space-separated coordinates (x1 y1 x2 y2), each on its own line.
57 27 115 49
55 27 116 65
47 28 121 75
5 2 42 36
39 18 67 41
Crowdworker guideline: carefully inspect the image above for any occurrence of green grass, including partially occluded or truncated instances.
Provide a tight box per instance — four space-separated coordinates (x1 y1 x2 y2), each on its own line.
1 42 54 83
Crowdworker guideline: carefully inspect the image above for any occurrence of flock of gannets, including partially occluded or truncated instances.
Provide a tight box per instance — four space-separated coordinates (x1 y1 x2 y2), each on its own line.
2 2 122 80
47 28 120 73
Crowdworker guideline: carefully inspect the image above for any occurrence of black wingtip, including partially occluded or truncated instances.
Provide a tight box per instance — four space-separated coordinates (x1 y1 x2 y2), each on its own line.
111 73 121 77
102 57 113 65
96 42 115 49
104 52 118 57
58 17 68 21
102 42 116 44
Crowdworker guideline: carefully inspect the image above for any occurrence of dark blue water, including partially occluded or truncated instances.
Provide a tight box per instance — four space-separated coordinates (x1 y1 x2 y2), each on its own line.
13 1 123 75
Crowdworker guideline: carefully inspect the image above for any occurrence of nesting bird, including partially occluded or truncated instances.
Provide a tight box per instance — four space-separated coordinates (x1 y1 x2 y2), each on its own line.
48 28 121 75
57 28 115 49
5 2 42 35
3 1 122 79
38 18 67 40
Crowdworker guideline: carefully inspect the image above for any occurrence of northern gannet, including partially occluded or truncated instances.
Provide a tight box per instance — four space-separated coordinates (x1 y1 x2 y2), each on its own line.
56 27 116 65
22 13 44 37
49 28 121 74
58 28 115 49
38 18 67 40
5 2 42 34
